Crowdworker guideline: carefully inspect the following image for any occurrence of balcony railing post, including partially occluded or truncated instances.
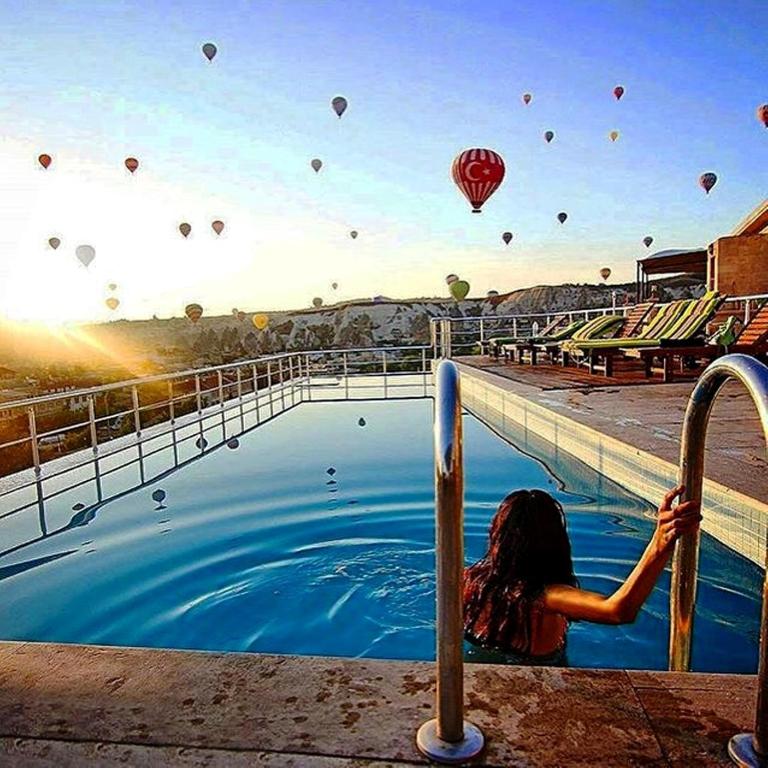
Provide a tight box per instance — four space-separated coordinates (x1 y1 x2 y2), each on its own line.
664 355 768 767
267 362 274 417
417 360 484 763
343 352 349 399
217 370 224 406
195 374 202 415
168 381 175 423
479 318 485 344
382 351 388 398
512 317 518 338
27 407 41 476
88 396 98 454
288 356 295 406
131 385 141 438
278 359 285 409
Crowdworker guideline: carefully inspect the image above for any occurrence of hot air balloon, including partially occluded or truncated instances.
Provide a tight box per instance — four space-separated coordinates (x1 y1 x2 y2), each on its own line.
108 283 117 292
699 172 717 194
179 222 191 238
332 282 338 290
185 303 203 323
758 104 768 128
445 274 459 285
151 489 166 504
312 297 323 308
451 148 505 213
125 157 139 173
231 307 238 316
202 43 217 61
544 130 555 144
600 268 611 282
349 230 358 239
358 417 366 427
613 85 624 101
502 232 513 245
311 158 322 173
487 290 499 298
38 154 52 169
643 236 653 248
227 437 239 450
609 130 619 142
450 280 470 301
76 244 95 267
557 212 568 224
522 93 532 105
237 311 246 322
253 313 269 330
331 96 348 118
105 297 120 311
48 237 60 250
195 436 208 450
212 220 224 235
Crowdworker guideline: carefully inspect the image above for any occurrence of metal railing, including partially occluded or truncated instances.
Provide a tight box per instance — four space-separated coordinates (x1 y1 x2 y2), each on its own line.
416 360 484 764
430 303 624 358
667 354 768 767
0 346 433 557
430 292 768 359
0 345 432 479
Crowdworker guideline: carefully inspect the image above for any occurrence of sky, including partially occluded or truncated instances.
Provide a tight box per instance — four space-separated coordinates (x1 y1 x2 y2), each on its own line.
0 0 766 324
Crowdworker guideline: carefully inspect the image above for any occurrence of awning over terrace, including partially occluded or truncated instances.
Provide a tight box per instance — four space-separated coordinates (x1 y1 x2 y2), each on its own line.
636 247 707 300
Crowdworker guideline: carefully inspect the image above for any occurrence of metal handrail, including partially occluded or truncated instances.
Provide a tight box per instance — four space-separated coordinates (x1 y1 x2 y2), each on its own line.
666 354 768 766
429 292 768 357
0 345 432 411
416 360 484 764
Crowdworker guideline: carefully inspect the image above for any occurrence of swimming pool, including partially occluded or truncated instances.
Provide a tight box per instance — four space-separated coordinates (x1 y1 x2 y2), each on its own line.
0 397 760 672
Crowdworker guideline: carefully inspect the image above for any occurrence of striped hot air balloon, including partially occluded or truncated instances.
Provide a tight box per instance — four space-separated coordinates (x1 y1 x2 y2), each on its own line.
451 148 505 213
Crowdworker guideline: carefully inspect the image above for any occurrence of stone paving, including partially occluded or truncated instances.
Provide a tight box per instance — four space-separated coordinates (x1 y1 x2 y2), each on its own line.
0 642 756 767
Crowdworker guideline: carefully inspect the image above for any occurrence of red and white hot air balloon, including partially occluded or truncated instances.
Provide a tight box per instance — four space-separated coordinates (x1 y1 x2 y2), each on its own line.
757 104 768 128
451 148 505 213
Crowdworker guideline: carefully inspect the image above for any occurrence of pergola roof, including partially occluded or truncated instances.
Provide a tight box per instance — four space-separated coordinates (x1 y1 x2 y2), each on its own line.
637 247 707 276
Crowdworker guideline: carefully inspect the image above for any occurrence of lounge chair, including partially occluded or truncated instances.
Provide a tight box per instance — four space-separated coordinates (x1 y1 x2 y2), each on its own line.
564 294 723 377
485 315 568 359
530 314 625 366
501 318 586 364
626 299 768 382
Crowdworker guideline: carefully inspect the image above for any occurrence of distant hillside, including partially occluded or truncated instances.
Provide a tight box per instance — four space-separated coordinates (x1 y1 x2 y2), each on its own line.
0 276 704 375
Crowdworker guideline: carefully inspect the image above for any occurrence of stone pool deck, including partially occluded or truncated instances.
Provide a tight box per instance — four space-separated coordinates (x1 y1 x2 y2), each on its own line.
0 641 756 767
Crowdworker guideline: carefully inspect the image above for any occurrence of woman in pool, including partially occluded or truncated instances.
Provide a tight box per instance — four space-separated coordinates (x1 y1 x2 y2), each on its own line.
463 485 701 663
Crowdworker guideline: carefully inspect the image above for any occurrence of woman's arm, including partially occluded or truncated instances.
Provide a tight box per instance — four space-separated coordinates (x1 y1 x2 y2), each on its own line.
542 485 701 625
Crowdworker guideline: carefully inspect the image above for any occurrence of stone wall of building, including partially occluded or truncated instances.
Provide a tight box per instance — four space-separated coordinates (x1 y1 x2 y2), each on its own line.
709 233 768 296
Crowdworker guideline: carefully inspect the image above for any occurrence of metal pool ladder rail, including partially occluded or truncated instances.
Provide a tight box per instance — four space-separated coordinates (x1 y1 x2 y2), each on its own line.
416 360 485 764
667 354 768 768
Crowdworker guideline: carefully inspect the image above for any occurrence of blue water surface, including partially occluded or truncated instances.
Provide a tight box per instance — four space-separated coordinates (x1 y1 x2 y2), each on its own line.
0 399 761 672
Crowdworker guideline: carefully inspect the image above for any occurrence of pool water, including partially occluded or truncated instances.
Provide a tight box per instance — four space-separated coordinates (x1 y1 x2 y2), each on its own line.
0 399 761 672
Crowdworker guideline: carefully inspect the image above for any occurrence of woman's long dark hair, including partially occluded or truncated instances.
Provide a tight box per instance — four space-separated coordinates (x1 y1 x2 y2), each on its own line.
464 489 578 653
